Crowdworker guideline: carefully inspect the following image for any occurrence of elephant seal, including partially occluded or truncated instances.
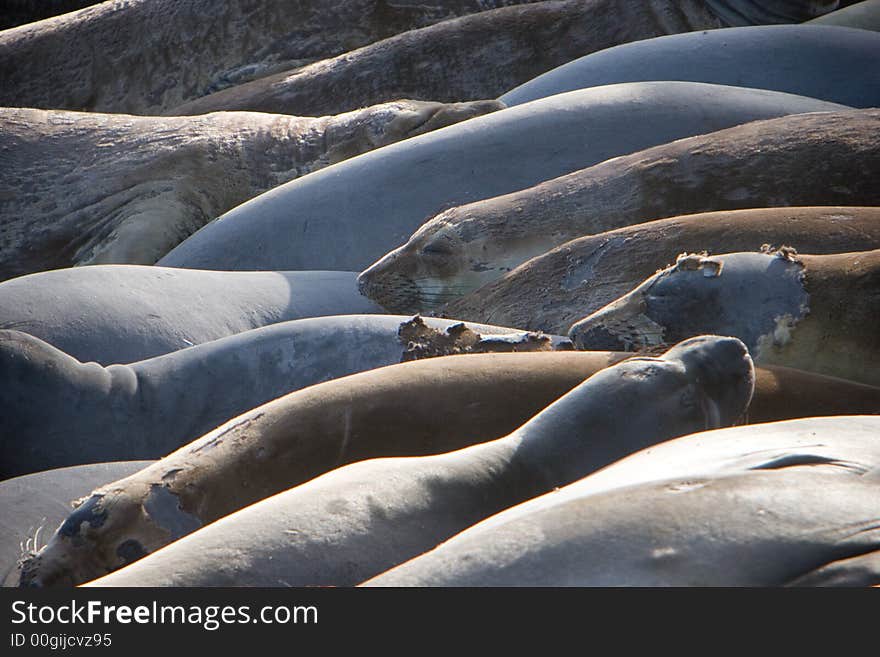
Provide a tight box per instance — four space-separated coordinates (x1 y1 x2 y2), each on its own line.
170 0 726 117
0 101 500 279
441 207 880 333
13 350 622 587
365 415 880 586
538 416 880 502
15 350 876 586
66 335 753 587
809 0 880 31
0 266 381 365
359 109 880 312
0 461 152 588
499 25 880 108
158 82 844 273
0 0 529 114
1 315 554 479
569 249 880 387
364 462 880 585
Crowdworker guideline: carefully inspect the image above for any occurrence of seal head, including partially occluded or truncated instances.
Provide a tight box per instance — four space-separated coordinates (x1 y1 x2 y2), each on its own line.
357 203 542 313
18 483 201 588
568 250 808 357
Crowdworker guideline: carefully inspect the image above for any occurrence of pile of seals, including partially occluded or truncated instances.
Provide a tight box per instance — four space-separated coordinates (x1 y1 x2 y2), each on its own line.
2 0 879 588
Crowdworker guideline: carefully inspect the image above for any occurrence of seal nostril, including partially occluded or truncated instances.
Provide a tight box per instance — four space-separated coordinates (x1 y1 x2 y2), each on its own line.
356 273 371 297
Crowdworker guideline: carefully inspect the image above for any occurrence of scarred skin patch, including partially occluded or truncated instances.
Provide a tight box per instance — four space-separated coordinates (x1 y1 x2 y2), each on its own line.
566 248 880 387
17 481 203 587
674 252 724 277
569 250 809 356
397 315 560 361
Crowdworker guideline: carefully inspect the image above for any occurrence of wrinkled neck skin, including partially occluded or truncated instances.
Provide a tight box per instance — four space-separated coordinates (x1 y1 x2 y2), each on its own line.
491 352 748 498
504 365 683 489
251 99 503 180
357 208 555 314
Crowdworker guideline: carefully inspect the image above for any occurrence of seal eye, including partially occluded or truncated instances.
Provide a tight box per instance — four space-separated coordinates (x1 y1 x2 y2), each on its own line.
421 242 453 257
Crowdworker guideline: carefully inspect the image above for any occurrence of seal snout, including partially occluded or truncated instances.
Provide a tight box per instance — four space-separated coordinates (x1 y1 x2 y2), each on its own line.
358 249 398 305
358 250 423 314
669 335 756 427
356 267 375 299
669 335 753 380
567 291 659 352
17 548 78 589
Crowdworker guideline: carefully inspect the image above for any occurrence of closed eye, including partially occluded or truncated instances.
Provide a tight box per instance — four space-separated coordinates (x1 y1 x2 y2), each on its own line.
421 243 453 256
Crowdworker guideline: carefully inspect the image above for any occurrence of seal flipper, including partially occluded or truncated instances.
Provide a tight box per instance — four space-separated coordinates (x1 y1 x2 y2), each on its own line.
0 330 137 478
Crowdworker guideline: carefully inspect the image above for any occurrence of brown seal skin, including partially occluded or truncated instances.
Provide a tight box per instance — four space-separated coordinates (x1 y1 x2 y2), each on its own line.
748 365 880 424
762 250 880 385
18 349 878 587
442 207 880 334
0 0 532 114
359 109 880 314
171 0 724 117
0 100 500 280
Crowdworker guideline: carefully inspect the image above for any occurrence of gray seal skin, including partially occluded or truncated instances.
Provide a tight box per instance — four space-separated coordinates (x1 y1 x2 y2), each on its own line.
0 101 501 280
705 0 840 25
170 0 725 118
0 461 152 588
0 1 101 30
362 419 880 586
359 109 880 313
365 471 880 586
1 315 546 479
809 0 880 31
569 249 880 387
539 416 880 502
442 207 880 334
77 336 755 587
364 415 880 586
18 353 877 587
499 25 880 108
0 315 548 477
158 82 844 273
0 0 532 114
0 267 382 365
